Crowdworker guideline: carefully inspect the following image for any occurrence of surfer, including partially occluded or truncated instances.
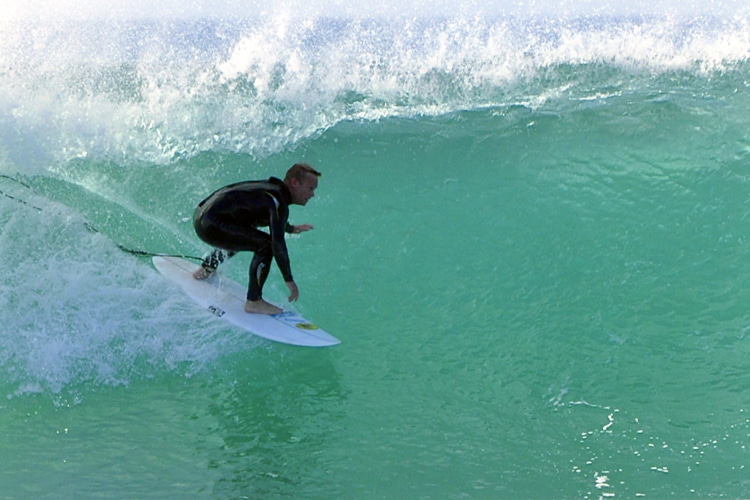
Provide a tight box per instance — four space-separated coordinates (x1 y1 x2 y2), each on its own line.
191 163 320 314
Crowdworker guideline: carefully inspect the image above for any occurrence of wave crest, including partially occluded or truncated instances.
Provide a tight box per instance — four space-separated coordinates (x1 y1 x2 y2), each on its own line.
1 14 748 166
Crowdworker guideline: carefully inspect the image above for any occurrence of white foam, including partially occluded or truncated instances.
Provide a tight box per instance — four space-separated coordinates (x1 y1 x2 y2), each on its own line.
0 12 748 169
0 195 257 398
0 0 745 21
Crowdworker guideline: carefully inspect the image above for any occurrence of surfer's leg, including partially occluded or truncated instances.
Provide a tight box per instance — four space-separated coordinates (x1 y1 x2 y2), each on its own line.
244 239 282 314
245 251 282 313
246 242 273 301
194 215 281 313
193 248 236 279
192 203 241 279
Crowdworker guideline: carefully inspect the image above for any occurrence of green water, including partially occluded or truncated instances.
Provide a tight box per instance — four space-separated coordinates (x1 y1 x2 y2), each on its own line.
2 12 750 500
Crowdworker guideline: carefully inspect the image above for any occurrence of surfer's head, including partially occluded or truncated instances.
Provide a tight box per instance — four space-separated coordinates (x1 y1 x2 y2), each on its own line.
285 163 320 206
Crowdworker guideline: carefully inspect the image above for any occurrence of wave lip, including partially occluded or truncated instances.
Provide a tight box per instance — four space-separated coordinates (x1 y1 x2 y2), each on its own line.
1 13 749 166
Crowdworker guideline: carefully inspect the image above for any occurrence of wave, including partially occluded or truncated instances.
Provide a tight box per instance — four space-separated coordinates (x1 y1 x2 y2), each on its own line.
2 6 749 398
1 13 749 167
0 173 271 398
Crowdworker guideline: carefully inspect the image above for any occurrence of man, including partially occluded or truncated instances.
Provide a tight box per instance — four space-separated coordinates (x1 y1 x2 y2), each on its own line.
192 163 320 314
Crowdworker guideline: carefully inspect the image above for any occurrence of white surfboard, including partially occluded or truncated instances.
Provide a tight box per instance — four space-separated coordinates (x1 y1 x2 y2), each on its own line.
152 256 340 347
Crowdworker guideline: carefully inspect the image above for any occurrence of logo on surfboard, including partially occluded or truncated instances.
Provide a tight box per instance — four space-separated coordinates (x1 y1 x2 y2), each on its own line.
208 305 226 317
296 323 319 330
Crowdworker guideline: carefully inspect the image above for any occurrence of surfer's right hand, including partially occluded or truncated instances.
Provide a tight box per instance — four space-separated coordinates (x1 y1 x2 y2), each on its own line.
286 281 299 302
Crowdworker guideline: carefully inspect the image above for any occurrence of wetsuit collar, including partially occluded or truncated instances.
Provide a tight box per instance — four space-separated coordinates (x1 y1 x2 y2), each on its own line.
268 177 292 205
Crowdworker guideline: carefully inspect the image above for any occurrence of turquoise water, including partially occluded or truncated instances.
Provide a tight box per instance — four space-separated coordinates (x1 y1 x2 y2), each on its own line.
2 5 750 499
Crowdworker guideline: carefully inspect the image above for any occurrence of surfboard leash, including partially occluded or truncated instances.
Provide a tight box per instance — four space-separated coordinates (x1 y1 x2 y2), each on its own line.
82 222 204 263
0 174 203 263
0 174 43 211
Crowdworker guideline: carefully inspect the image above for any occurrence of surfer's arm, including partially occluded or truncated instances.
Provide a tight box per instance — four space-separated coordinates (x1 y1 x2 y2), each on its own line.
274 218 301 302
274 228 298 302
267 203 294 283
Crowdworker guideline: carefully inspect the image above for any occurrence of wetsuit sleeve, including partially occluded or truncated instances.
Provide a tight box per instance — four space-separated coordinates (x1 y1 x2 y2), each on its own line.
285 222 295 233
267 197 294 282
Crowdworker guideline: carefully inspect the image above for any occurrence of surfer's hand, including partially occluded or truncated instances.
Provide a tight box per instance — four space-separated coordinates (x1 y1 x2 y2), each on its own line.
292 224 314 234
286 281 299 302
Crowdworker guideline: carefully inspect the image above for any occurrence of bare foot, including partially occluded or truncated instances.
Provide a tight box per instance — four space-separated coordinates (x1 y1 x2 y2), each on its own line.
193 267 214 280
244 299 283 315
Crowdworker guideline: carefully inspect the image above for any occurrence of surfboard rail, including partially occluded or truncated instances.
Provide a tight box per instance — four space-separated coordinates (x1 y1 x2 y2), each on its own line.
152 256 340 347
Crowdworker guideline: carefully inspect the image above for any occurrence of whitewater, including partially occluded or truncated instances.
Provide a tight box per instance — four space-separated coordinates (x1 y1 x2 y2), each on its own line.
1 1 750 498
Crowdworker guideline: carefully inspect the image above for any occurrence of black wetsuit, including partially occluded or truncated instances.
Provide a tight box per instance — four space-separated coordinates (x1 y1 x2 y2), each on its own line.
193 177 295 301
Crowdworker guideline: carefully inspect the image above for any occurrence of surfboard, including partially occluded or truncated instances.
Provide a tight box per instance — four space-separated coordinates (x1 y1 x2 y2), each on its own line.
152 256 340 347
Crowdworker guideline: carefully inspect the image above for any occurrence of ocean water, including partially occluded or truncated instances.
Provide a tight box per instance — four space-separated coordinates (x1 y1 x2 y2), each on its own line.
2 2 750 498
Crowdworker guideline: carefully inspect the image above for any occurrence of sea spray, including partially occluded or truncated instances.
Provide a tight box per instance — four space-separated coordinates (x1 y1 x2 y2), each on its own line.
2 13 749 169
0 4 749 498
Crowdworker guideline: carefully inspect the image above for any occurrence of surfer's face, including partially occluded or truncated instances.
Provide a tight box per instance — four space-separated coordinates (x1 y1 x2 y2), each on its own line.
290 174 318 205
